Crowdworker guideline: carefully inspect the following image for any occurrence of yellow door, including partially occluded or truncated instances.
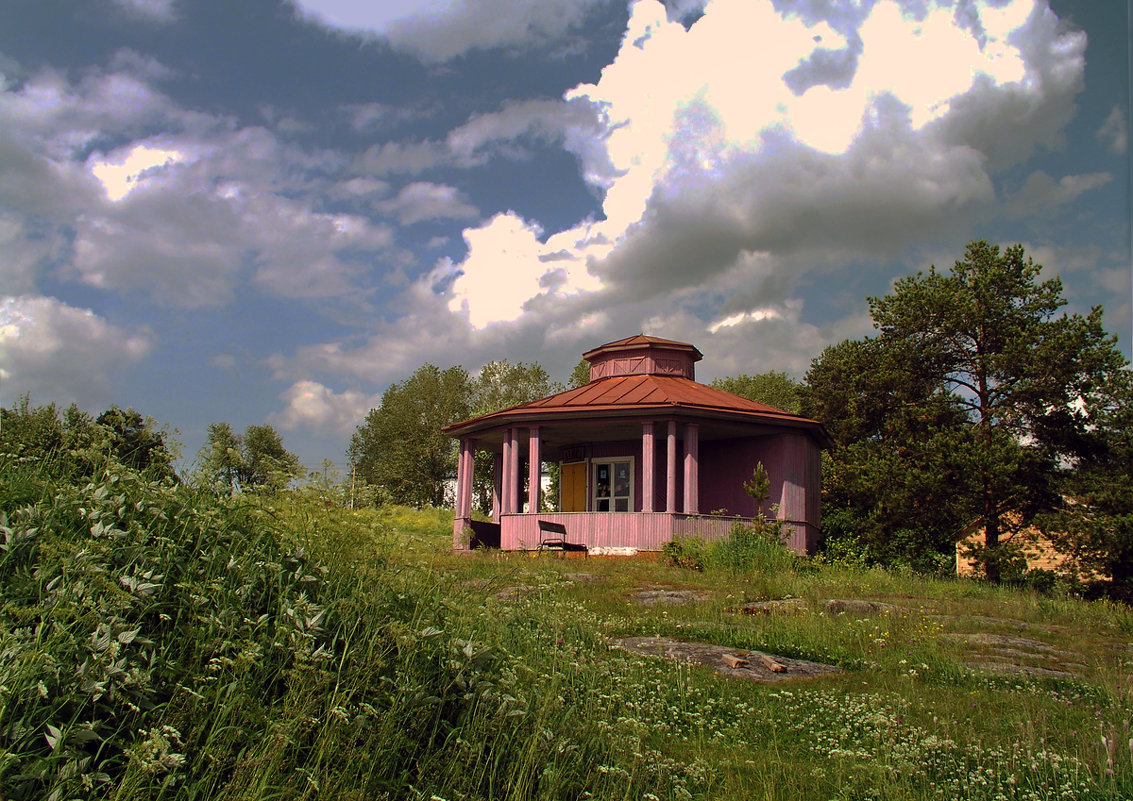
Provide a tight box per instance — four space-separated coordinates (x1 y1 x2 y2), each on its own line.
561 462 587 512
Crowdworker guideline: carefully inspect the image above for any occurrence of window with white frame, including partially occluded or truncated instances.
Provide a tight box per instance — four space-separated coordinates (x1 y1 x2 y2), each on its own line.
593 459 633 512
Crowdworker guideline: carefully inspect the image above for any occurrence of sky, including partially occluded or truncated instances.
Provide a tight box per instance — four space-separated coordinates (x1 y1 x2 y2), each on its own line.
0 0 1129 473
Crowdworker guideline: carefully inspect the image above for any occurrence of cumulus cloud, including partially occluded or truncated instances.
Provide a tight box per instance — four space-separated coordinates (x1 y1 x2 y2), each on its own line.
0 213 63 294
434 212 604 329
422 0 1085 335
378 182 478 225
290 0 609 62
0 295 152 406
1097 104 1128 154
1005 170 1112 218
110 0 177 23
90 143 186 201
1 63 394 308
355 96 610 181
269 380 382 435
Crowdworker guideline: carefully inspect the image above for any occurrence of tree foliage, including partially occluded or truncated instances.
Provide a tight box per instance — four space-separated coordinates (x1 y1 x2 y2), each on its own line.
712 371 803 414
568 359 591 389
347 360 564 511
0 397 177 480
469 360 562 513
196 422 301 492
1040 368 1133 593
348 365 472 508
95 406 177 477
471 360 562 416
804 241 1129 581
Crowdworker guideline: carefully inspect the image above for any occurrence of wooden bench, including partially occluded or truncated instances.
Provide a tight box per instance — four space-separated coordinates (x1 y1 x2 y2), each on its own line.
537 520 587 554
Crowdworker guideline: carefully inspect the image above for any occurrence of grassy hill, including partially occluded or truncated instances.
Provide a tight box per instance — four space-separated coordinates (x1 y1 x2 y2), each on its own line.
0 456 1129 800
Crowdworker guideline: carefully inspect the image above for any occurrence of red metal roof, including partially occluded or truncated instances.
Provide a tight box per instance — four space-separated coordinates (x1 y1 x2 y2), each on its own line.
582 334 703 362
444 372 825 440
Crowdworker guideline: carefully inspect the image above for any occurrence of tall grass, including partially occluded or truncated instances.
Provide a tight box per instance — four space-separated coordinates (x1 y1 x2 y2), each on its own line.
0 456 688 800
1 450 1130 799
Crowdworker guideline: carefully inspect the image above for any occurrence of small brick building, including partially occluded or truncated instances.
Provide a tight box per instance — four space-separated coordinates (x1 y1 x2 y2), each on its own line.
444 335 828 554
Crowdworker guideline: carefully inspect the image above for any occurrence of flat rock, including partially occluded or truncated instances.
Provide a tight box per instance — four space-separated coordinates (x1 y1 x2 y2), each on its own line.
616 636 842 683
825 599 901 615
496 585 537 600
989 647 1059 662
630 589 710 606
563 572 603 583
732 599 809 615
944 632 1070 655
963 661 1080 679
930 614 1029 629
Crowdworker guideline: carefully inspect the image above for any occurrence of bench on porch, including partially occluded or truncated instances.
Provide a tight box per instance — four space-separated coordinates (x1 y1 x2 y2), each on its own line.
536 520 588 554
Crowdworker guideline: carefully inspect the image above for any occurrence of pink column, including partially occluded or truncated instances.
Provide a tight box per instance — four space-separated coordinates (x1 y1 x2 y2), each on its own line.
683 423 699 514
501 429 513 515
528 426 541 514
491 453 502 521
641 422 654 512
666 421 677 513
457 439 475 518
507 428 521 514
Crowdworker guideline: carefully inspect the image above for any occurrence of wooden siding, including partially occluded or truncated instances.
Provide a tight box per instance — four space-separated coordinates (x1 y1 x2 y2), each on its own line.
499 512 743 551
457 511 818 555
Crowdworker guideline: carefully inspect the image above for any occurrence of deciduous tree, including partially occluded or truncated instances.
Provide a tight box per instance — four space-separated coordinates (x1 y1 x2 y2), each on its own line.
348 364 471 508
197 422 301 492
712 371 802 414
469 360 562 513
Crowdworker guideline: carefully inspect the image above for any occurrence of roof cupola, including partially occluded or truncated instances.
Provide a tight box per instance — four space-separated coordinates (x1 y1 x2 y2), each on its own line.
582 335 703 382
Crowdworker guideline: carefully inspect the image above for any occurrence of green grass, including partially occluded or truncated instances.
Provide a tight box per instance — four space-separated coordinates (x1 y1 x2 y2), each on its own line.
0 456 1130 799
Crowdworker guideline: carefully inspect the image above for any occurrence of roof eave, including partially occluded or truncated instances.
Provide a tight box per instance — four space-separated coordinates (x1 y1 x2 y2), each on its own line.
444 402 830 447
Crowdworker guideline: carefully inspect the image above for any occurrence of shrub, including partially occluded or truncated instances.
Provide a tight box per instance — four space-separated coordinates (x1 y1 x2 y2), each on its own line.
662 535 709 571
712 519 796 574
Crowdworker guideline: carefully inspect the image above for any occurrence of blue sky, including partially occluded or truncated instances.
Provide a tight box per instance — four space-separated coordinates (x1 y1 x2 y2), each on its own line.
0 0 1129 472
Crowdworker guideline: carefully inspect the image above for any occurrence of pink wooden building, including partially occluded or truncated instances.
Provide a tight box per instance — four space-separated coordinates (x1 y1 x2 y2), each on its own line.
444 335 828 555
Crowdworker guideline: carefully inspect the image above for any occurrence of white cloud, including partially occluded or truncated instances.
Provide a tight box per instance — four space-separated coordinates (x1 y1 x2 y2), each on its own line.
430 0 1084 330
358 140 454 175
291 0 608 62
378 182 478 225
354 96 610 181
434 212 605 329
71 148 395 305
0 295 152 406
1005 170 1112 218
1097 105 1128 155
439 213 549 328
110 0 177 23
90 143 186 201
0 61 394 307
269 380 381 435
0 213 62 294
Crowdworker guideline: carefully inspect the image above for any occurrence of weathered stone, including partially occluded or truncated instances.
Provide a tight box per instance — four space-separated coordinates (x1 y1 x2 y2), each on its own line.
615 636 842 682
496 585 537 600
630 589 710 606
944 632 1069 654
963 661 1080 679
563 572 603 583
929 614 1029 629
825 599 900 615
732 599 809 615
